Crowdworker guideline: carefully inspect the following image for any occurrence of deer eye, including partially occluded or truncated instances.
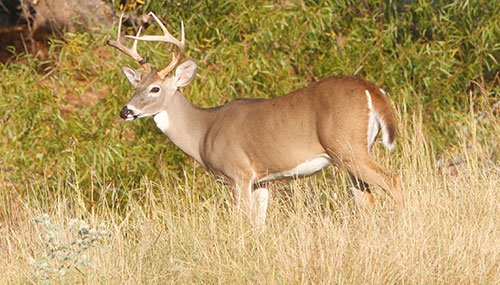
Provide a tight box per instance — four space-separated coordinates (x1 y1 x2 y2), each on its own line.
150 87 160 93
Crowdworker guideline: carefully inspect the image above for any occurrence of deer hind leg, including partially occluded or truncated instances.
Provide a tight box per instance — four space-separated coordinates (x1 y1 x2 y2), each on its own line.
346 158 403 210
349 173 375 212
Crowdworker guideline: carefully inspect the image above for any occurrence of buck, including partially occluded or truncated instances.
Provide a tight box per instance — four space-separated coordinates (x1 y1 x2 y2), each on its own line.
108 13 403 225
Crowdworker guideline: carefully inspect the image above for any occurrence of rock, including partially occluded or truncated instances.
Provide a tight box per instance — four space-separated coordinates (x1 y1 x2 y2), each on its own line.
28 0 114 39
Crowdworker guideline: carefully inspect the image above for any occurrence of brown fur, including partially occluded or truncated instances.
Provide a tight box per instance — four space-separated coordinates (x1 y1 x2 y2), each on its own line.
109 14 402 222
120 70 403 220
163 76 401 212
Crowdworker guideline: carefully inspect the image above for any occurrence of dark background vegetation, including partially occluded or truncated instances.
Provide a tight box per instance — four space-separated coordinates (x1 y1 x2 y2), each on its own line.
0 0 498 210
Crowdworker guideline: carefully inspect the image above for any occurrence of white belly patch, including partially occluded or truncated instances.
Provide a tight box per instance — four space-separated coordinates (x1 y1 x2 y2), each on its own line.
258 154 331 183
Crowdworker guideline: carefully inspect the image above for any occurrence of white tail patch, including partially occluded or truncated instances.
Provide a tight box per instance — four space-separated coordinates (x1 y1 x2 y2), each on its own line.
379 115 395 150
365 89 373 110
367 112 380 151
365 90 395 151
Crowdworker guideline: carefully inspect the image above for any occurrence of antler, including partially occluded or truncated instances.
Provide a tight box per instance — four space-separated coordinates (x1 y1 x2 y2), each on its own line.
126 12 185 79
107 13 151 73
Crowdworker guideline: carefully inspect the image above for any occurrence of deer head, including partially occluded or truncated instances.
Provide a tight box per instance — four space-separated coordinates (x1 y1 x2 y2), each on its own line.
108 13 197 121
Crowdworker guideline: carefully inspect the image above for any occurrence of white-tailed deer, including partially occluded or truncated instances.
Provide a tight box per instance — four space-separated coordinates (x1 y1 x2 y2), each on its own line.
108 13 403 225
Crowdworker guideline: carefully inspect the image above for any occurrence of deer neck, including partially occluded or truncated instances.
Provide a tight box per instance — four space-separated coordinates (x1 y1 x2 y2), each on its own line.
154 91 211 165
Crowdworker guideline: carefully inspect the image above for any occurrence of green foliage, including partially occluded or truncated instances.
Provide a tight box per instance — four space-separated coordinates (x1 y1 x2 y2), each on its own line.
0 0 498 208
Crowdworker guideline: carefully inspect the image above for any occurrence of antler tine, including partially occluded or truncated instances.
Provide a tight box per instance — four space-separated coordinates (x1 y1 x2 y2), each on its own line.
107 13 151 72
158 20 184 79
131 26 143 53
116 13 124 41
149 12 171 39
126 12 185 79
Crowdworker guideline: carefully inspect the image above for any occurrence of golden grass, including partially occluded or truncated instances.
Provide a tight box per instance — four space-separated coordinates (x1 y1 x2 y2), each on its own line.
1 2 498 283
0 106 498 284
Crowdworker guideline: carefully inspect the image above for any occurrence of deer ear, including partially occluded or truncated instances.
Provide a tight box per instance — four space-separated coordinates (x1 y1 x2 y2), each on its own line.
122 67 143 88
174 60 197 87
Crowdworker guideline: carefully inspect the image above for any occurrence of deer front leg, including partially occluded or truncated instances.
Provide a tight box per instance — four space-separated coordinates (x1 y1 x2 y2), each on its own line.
232 178 253 214
252 187 269 226
232 178 269 226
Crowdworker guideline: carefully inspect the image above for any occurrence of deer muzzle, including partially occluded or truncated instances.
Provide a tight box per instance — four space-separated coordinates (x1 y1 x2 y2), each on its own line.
120 106 136 120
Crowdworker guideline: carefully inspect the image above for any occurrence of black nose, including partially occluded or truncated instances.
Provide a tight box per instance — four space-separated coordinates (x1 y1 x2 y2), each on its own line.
120 106 133 119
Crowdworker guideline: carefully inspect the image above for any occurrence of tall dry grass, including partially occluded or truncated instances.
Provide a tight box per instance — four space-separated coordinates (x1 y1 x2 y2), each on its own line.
0 1 498 283
0 101 498 284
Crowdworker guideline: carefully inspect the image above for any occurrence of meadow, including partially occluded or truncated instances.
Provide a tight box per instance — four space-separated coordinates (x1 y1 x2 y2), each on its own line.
0 1 498 283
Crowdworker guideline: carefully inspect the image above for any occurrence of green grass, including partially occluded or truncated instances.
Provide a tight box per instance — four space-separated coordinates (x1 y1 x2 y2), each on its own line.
0 1 498 283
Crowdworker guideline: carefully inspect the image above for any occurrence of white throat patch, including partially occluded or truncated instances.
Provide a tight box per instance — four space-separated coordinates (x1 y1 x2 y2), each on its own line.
154 111 170 133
